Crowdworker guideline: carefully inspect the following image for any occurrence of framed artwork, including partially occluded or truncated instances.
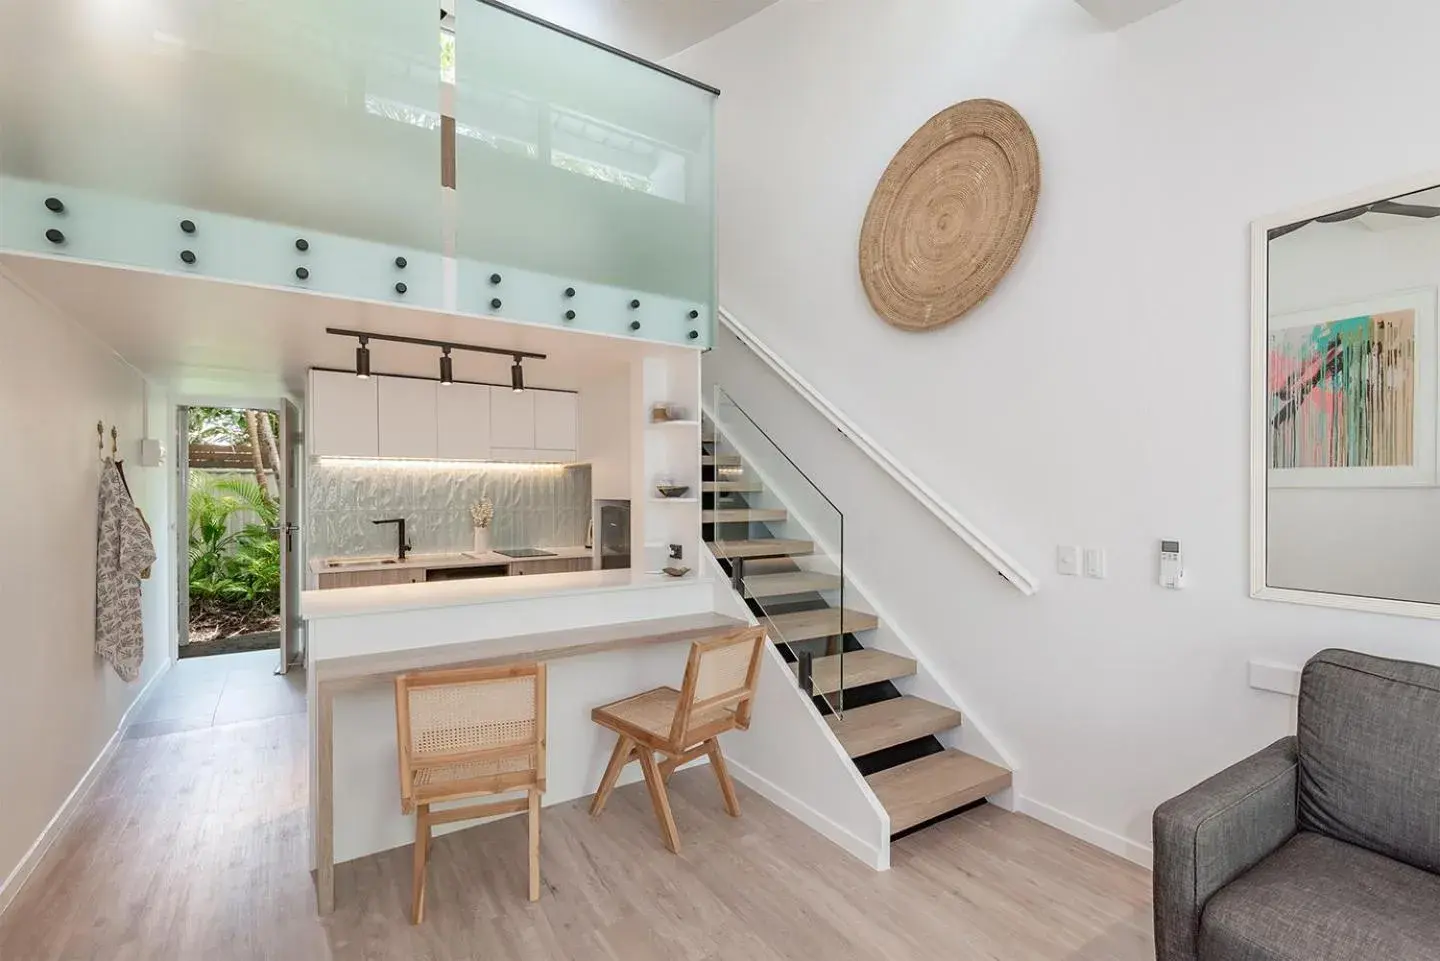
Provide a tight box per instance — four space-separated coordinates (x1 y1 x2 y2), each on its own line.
1268 287 1438 488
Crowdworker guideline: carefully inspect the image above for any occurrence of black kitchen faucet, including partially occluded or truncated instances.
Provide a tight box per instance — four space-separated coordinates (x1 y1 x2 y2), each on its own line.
372 518 411 561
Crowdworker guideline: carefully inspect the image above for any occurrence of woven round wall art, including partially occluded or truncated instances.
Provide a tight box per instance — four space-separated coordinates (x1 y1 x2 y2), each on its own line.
859 99 1040 332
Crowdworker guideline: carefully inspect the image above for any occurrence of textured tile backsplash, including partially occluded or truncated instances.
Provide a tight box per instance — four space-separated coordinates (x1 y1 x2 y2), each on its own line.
307 462 592 561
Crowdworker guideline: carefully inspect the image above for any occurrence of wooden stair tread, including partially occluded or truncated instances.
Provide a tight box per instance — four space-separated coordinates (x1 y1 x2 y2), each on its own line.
709 539 814 559
703 454 742 466
744 571 842 598
794 649 915 696
866 751 1012 834
766 607 878 642
826 697 963 758
703 508 788 523
704 480 763 493
737 557 800 576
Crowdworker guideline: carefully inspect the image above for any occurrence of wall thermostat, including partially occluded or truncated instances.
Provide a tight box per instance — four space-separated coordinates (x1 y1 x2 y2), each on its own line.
1160 539 1186 589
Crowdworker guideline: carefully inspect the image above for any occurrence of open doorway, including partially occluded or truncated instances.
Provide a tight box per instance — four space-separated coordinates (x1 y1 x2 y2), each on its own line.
178 406 285 662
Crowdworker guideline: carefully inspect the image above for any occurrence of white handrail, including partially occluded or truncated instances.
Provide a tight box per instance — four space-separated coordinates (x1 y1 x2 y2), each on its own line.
717 307 1039 596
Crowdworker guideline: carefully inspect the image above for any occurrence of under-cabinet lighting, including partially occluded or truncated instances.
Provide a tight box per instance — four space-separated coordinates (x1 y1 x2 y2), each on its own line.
316 457 569 472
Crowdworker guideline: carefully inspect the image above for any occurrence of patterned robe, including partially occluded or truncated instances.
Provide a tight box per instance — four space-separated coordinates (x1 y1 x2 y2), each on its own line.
96 458 156 682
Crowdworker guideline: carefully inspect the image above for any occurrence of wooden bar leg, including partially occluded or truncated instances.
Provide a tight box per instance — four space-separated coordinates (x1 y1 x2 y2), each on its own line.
411 806 430 925
316 686 336 916
706 738 741 818
527 788 542 902
590 734 634 817
637 749 681 854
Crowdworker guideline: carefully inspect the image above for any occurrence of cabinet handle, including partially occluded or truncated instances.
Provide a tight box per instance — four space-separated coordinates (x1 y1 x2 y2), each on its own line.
295 266 310 280
180 219 196 235
564 310 576 321
490 273 502 285
44 197 64 214
394 281 407 295
564 287 576 298
45 228 65 244
491 298 502 310
295 238 309 252
180 249 197 265
395 256 407 269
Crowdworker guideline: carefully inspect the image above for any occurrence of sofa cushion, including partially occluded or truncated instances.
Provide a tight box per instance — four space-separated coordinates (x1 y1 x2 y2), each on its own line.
1297 648 1440 874
1199 832 1440 961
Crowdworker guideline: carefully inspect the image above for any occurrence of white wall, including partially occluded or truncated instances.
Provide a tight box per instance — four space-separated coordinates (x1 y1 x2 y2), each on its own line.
1267 219 1440 603
672 0 1440 861
0 269 172 900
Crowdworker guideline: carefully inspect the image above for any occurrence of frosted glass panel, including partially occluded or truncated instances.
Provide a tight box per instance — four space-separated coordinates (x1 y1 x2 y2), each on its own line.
454 1 716 311
0 0 441 253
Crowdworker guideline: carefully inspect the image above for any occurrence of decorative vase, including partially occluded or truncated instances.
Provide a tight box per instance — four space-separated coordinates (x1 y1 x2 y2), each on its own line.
472 527 491 554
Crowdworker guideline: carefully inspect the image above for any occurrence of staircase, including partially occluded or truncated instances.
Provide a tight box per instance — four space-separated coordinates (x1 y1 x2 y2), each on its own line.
703 394 1011 838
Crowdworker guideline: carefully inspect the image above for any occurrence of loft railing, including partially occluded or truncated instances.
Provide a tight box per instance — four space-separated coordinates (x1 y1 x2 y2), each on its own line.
0 0 716 349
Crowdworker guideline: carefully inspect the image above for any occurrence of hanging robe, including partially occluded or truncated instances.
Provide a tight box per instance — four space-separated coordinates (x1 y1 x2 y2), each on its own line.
96 457 156 682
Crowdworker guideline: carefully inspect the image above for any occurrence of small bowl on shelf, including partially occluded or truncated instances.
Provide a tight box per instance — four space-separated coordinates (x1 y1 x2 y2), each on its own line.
661 566 691 579
656 484 691 499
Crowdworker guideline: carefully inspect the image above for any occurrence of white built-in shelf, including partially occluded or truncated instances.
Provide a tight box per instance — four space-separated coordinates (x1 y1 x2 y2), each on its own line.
647 420 701 428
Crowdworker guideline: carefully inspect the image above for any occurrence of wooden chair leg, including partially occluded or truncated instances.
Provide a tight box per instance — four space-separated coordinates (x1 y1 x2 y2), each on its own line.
590 734 634 817
527 788 542 902
637 748 681 854
410 805 431 925
706 738 741 818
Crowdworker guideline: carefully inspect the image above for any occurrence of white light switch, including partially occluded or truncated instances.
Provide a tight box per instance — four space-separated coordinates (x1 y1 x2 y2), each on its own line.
1056 545 1081 576
1084 547 1106 579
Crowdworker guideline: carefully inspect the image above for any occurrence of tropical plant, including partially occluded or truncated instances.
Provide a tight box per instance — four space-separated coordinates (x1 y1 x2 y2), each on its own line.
187 474 281 613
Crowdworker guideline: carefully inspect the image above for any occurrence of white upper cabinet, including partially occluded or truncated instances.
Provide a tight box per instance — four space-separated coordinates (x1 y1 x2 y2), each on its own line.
533 392 579 452
490 387 536 449
377 377 438 459
308 369 378 457
436 383 492 460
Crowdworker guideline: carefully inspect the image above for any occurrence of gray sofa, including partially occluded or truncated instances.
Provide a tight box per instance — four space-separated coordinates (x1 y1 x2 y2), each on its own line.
1153 649 1440 961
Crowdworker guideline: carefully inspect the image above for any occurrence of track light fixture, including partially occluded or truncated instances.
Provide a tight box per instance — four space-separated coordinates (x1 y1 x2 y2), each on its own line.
328 328 546 389
511 357 525 393
439 347 454 386
355 337 371 379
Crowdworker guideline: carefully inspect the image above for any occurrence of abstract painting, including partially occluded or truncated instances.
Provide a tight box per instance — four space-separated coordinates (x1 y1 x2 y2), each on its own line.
1269 289 1437 487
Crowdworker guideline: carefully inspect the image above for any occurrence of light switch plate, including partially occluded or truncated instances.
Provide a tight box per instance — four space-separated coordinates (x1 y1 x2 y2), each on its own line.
1056 545 1081 576
1084 548 1106 579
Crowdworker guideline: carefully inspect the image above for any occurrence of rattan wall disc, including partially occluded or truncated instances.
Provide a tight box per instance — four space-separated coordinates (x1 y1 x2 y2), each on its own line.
859 99 1040 332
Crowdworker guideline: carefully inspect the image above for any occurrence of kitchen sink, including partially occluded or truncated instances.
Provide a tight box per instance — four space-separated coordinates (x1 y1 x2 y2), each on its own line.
324 556 399 568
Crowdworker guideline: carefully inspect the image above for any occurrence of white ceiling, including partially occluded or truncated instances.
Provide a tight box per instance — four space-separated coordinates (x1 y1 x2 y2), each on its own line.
1073 0 1185 28
0 254 665 402
498 0 781 62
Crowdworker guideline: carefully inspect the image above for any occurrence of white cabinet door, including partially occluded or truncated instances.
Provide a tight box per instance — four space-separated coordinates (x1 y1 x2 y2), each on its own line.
490 387 536 449
437 383 492 460
533 391 578 451
308 369 377 457
377 376 438 459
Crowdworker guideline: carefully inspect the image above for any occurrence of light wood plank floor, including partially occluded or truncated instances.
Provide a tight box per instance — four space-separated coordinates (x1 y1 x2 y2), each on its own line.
0 713 1153 961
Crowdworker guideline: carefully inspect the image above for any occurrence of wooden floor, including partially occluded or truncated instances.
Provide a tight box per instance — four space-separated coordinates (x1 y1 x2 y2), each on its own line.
0 712 1153 961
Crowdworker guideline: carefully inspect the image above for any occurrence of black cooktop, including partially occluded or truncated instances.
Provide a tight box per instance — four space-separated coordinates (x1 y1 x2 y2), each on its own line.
495 548 558 559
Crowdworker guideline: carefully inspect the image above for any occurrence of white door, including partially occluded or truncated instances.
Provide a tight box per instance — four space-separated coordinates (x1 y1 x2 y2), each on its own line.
533 391 578 452
437 382 492 460
309 369 377 457
278 400 303 674
490 387 536 449
377 376 439 459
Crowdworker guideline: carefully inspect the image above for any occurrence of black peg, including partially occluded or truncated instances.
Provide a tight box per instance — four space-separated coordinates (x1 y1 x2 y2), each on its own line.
688 330 700 341
180 249 197 265
564 287 576 298
295 238 309 252
394 256 407 269
295 267 310 280
564 310 576 321
394 282 407 295
44 197 64 214
180 219 196 235
45 228 65 245
688 309 700 320
490 298 502 310
629 320 641 332
629 299 641 309
489 273 502 285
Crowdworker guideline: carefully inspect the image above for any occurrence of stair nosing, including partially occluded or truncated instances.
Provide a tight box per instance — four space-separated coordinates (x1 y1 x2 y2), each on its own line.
866 750 1012 834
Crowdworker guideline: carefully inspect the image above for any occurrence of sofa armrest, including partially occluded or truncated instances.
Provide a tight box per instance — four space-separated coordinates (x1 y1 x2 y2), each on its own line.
1153 736 1298 961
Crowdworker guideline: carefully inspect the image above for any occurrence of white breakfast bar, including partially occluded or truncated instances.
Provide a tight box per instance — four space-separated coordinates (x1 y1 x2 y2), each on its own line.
302 567 740 914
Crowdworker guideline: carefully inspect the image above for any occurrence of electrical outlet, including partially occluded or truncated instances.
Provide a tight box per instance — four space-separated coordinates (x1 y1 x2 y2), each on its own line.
1056 545 1081 576
1084 547 1106 579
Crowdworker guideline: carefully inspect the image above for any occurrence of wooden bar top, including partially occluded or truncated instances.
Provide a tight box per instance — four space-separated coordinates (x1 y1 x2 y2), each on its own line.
313 612 750 690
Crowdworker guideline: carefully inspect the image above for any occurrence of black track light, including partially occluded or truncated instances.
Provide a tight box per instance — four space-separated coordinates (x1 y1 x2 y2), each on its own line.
440 347 454 386
511 357 525 393
356 338 371 379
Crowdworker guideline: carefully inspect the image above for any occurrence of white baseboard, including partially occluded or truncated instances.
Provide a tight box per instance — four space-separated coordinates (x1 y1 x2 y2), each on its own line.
1017 794 1153 869
729 758 890 872
0 657 172 916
